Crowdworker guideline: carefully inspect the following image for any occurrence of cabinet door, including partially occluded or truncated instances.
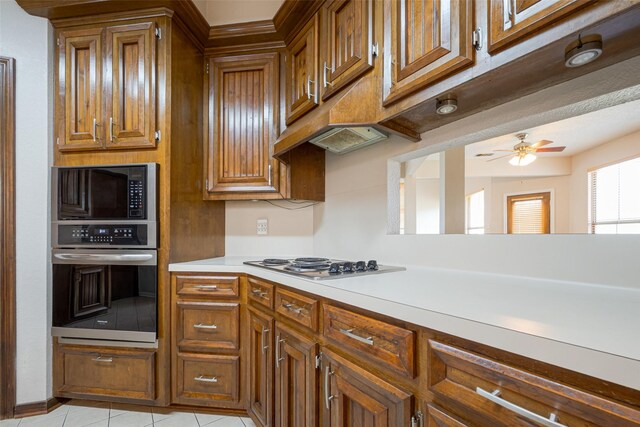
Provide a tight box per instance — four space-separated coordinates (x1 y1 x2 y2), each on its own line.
207 53 281 196
320 0 374 101
321 348 412 427
57 28 103 151
285 15 319 125
104 22 157 149
248 308 273 427
382 0 474 106
274 323 317 427
488 0 596 53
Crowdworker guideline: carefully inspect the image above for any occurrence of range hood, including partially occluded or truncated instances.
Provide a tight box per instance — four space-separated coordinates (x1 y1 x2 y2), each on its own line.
308 127 388 154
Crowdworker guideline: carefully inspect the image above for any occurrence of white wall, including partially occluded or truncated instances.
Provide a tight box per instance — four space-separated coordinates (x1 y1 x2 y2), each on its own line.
225 201 314 256
0 0 52 405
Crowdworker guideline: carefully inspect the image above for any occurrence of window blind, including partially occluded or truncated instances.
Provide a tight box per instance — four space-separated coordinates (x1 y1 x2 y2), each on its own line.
507 192 550 234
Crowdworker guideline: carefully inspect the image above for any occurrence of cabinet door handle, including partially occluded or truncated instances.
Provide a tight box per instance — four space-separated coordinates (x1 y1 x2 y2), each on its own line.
476 387 566 427
339 328 374 346
92 356 113 363
251 289 268 299
506 0 514 24
275 335 286 368
268 164 272 187
93 118 98 142
194 285 218 291
193 323 217 330
324 365 335 410
307 78 315 101
323 62 333 88
109 117 114 142
261 326 270 354
194 375 218 383
283 303 302 314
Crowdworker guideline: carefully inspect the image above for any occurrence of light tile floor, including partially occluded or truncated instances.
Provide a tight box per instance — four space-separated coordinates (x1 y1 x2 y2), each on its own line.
0 400 257 427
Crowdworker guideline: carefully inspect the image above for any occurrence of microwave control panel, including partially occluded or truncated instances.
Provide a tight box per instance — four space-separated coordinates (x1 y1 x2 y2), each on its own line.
128 178 145 218
57 224 149 246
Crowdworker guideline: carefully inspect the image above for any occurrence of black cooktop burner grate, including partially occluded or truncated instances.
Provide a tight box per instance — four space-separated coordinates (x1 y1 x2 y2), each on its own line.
262 258 291 266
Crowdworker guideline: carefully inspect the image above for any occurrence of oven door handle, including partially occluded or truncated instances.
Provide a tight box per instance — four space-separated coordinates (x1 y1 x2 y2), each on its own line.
54 253 154 262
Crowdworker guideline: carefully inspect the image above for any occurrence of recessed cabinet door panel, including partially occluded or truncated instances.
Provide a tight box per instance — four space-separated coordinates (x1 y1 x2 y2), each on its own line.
321 0 374 101
285 15 319 125
248 308 273 427
488 0 596 53
105 22 156 149
383 0 474 106
58 28 103 151
321 348 413 427
207 53 280 195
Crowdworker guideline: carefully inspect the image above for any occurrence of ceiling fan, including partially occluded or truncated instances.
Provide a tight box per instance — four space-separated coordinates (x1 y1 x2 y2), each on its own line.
488 133 566 166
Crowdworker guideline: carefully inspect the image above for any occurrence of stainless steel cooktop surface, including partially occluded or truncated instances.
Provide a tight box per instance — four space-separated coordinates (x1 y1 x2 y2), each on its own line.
244 257 405 280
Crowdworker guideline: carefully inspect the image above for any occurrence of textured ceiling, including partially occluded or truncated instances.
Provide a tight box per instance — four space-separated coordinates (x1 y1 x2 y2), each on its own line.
193 0 284 26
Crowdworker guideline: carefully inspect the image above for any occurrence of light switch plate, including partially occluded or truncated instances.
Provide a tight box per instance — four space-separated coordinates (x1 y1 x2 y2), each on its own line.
257 219 268 235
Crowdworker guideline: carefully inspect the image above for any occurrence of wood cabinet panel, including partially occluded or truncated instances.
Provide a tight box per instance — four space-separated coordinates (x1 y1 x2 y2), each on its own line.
426 404 469 427
274 322 318 427
323 304 415 377
104 21 157 149
275 288 319 331
248 277 275 311
321 348 413 427
57 345 155 401
58 28 103 151
174 352 241 407
285 15 319 125
176 301 240 351
175 274 240 300
488 0 596 53
382 0 474 105
248 307 274 427
320 0 374 100
428 340 640 427
207 53 280 195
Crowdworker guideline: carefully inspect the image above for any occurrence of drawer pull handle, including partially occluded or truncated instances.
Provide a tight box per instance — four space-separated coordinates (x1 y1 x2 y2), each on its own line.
283 303 302 314
339 328 374 346
261 326 270 354
251 289 269 299
92 357 113 363
194 285 218 291
275 335 285 368
193 323 218 330
324 366 335 409
194 375 218 383
476 388 566 427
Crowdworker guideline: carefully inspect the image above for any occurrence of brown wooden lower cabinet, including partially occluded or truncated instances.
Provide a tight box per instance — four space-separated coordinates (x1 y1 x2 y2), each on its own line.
274 322 318 427
320 348 413 427
248 307 274 427
426 404 470 427
174 352 241 408
54 343 155 402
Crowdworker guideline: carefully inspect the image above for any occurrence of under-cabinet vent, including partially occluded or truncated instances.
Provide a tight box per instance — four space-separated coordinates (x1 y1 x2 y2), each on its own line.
308 127 387 154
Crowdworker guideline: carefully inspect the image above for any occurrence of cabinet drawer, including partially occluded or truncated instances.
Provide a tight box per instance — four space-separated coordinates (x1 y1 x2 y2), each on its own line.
323 305 415 377
248 277 274 310
175 274 239 299
57 346 155 401
428 340 640 427
426 404 469 426
275 288 318 331
176 301 239 351
175 353 241 408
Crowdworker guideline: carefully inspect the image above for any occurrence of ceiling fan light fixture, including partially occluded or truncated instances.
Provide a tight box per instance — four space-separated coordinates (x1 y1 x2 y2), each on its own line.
436 97 458 115
565 34 603 68
509 153 537 166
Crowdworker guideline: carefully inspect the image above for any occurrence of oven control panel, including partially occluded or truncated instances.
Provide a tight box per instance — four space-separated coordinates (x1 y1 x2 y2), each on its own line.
57 224 149 247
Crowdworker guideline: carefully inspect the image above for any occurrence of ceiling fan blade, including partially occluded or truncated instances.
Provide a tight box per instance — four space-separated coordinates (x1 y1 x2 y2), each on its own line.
530 139 553 149
487 154 513 162
534 146 566 152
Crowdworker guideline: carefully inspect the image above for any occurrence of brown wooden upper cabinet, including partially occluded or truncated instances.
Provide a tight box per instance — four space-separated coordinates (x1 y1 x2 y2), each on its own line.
382 0 474 106
205 53 283 199
285 15 319 125
57 21 158 151
320 0 374 101
488 0 596 53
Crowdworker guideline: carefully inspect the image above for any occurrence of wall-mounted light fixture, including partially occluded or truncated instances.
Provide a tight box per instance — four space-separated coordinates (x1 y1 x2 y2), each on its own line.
565 34 603 68
436 97 458 115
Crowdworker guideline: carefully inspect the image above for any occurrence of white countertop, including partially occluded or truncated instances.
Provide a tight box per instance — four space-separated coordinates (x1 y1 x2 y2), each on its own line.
169 256 640 390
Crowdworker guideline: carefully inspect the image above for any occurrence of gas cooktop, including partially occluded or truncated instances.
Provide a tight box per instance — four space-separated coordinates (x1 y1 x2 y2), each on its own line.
243 257 405 280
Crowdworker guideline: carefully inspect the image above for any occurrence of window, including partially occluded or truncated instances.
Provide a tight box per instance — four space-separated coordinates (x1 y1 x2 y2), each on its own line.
399 180 405 235
589 157 640 234
466 190 485 234
507 192 551 234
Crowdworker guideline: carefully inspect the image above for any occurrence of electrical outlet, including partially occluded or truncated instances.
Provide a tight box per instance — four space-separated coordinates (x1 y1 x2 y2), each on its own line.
257 219 268 235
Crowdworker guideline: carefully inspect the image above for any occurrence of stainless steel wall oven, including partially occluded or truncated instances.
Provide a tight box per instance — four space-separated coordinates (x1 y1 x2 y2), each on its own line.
51 164 158 344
